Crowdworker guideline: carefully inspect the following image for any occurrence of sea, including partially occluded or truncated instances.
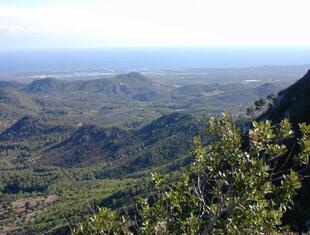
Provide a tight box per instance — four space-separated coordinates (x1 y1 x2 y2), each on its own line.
0 47 310 75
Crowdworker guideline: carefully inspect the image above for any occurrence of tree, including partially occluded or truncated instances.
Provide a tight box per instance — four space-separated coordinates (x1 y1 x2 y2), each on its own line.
246 106 255 117
267 93 277 102
73 113 309 235
254 98 267 110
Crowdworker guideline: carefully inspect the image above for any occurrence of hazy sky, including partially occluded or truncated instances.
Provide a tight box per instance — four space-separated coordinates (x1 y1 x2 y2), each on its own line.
0 0 309 49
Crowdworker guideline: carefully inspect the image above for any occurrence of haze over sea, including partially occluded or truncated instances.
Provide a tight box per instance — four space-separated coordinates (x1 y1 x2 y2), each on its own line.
1 47 310 75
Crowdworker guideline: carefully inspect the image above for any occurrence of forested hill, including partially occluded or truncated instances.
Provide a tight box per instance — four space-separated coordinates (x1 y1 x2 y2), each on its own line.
0 81 24 90
21 72 169 101
39 112 203 176
0 115 72 141
0 88 39 111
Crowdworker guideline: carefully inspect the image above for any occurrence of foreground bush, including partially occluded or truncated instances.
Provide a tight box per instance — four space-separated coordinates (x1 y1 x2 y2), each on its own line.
73 113 310 235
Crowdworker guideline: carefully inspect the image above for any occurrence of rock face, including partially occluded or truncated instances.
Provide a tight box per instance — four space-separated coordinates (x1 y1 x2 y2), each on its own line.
260 70 310 125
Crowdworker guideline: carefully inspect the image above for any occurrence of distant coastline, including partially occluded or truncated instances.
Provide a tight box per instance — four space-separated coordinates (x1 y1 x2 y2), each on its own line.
0 47 310 76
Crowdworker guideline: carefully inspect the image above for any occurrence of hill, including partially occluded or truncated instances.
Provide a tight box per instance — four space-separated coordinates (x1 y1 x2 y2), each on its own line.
39 112 203 176
22 72 168 101
21 77 68 93
0 88 39 110
0 115 72 141
0 89 40 132
260 70 310 125
0 80 24 90
42 125 128 167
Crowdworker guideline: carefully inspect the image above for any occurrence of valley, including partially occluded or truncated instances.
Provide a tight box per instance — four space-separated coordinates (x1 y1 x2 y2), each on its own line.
0 65 309 234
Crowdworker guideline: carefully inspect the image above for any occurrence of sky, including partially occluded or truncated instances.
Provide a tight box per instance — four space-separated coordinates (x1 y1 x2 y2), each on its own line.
0 0 309 49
